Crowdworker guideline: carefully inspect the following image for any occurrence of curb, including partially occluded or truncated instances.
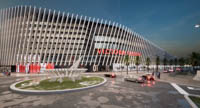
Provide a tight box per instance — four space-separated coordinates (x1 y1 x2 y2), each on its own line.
12 73 48 77
10 76 107 95
184 95 198 108
170 82 199 108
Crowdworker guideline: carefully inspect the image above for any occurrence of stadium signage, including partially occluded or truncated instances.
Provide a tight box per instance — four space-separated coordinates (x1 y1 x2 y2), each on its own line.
96 49 141 56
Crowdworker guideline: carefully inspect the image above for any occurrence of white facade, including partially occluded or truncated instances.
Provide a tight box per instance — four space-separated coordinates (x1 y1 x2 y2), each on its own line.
0 6 174 72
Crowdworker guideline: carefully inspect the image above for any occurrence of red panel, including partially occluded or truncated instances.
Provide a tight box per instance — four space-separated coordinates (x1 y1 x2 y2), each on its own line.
29 64 41 74
19 65 25 73
46 63 54 69
29 64 33 73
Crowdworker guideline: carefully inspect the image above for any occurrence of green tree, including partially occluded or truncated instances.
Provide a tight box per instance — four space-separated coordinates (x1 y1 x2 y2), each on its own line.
124 55 130 75
178 57 185 67
146 57 151 73
174 58 178 72
156 56 160 72
174 58 178 67
169 59 173 69
189 52 200 71
163 58 168 70
184 57 190 65
135 56 140 74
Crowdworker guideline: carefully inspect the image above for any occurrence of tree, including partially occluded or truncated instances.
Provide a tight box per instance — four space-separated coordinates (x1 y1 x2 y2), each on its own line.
146 57 151 73
124 55 130 75
169 59 173 69
163 58 168 70
173 58 178 72
185 57 190 65
189 52 200 71
135 56 140 74
156 56 160 72
174 58 178 67
178 57 185 67
169 59 173 65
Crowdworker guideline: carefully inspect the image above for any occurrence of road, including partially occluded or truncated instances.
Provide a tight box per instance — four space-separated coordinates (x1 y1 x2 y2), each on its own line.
180 85 200 96
0 75 191 108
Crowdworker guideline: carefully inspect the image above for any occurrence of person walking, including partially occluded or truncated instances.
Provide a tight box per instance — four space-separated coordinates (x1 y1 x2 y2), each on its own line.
157 71 160 79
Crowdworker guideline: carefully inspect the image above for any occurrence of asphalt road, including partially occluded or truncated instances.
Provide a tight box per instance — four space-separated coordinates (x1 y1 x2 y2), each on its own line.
0 76 191 108
179 85 200 96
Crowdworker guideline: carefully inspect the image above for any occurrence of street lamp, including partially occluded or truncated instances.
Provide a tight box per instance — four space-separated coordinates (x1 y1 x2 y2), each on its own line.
195 24 200 28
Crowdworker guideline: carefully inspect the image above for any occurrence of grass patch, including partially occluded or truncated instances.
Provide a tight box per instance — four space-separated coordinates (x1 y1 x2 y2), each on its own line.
15 80 32 88
16 76 104 90
189 96 200 107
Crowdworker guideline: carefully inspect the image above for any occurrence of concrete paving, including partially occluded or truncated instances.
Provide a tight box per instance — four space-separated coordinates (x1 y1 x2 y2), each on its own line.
158 72 200 87
0 75 191 108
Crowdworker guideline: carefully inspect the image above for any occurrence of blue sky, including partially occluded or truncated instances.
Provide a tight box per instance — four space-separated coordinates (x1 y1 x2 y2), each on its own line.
0 0 200 57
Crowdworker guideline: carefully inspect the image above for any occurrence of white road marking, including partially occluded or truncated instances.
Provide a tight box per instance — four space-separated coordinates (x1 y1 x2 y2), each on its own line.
171 84 199 108
187 87 194 90
187 86 200 91
184 95 198 108
171 83 189 95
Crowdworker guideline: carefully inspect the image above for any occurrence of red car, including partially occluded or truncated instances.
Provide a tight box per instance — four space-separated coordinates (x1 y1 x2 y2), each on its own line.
104 73 116 78
176 68 181 72
142 74 155 81
163 70 169 73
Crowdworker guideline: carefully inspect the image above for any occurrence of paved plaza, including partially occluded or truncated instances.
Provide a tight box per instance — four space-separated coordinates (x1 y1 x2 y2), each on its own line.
0 74 191 108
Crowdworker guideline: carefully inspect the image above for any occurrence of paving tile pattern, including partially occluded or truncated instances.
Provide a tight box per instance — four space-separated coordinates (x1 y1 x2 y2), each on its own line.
0 75 191 108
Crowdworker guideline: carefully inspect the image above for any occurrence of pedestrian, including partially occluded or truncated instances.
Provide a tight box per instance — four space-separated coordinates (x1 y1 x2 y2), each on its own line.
5 71 11 76
157 71 160 79
152 71 154 76
3 71 6 76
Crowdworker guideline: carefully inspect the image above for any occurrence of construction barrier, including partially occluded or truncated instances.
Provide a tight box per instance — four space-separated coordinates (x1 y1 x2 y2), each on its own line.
18 65 26 73
29 64 41 73
46 63 54 69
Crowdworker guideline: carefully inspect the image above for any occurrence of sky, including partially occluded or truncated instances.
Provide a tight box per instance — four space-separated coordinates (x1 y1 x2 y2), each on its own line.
0 0 200 57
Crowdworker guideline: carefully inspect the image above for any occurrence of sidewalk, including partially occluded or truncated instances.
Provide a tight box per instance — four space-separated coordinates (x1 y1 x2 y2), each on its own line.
158 73 200 87
84 71 150 75
0 72 47 77
1 71 149 78
12 73 47 77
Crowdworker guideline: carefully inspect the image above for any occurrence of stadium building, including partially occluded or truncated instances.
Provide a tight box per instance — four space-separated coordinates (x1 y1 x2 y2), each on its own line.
0 6 174 72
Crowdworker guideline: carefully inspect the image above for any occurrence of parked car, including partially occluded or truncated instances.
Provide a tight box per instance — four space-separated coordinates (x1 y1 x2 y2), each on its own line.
163 70 169 73
142 74 155 81
176 67 181 72
169 68 174 72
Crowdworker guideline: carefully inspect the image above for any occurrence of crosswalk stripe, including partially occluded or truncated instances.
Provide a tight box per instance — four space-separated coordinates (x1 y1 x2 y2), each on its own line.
171 83 189 95
187 87 194 90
